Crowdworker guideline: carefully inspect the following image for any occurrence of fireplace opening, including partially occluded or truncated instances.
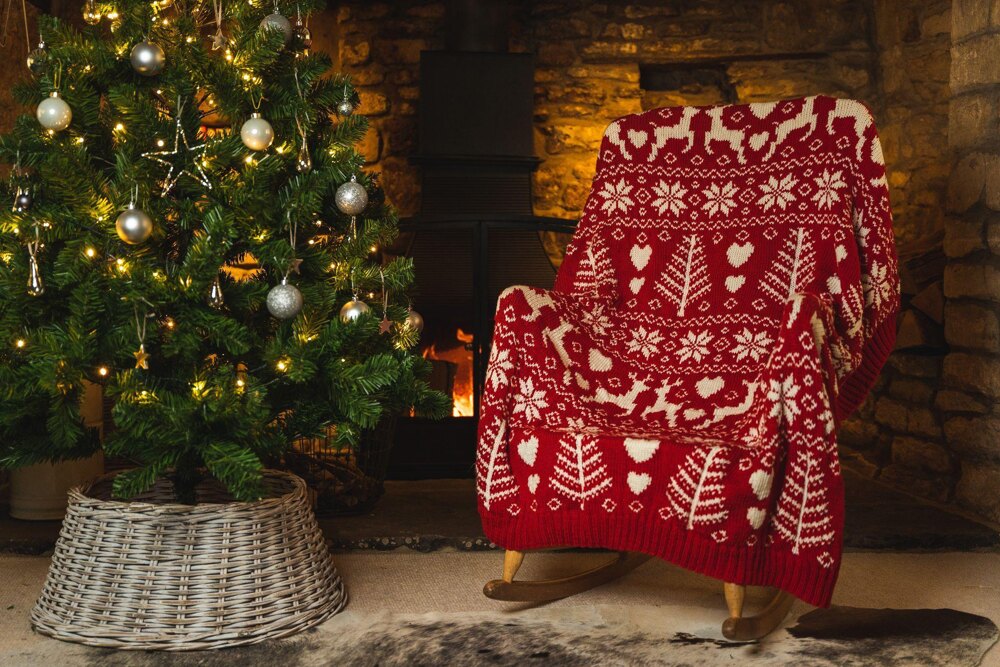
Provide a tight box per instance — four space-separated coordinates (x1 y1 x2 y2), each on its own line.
423 327 475 418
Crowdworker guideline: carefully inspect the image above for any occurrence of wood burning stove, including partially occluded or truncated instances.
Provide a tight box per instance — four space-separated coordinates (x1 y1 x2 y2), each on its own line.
389 2 576 478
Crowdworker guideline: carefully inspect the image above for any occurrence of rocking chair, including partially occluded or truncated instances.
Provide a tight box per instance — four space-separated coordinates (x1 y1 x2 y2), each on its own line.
475 96 898 640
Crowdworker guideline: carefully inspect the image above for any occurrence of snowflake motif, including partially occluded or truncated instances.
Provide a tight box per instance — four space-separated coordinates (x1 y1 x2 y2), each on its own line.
757 174 798 211
811 169 847 210
676 330 713 363
597 179 635 214
580 302 613 338
487 348 514 390
863 262 893 310
651 180 688 216
626 326 665 359
513 378 548 422
766 375 801 424
701 181 737 217
732 328 773 362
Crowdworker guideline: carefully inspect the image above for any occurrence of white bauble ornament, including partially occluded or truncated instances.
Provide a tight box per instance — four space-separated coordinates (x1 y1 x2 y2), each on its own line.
241 113 274 151
266 278 303 319
130 40 165 76
339 299 369 323
115 207 153 244
335 178 368 216
336 98 354 116
36 91 72 132
259 12 292 44
405 308 424 333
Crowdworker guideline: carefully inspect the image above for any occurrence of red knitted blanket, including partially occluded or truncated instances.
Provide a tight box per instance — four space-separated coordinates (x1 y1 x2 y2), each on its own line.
476 95 899 607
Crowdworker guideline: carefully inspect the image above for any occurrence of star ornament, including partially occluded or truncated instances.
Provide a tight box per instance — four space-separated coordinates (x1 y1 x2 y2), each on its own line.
378 317 392 334
133 344 150 370
142 117 213 197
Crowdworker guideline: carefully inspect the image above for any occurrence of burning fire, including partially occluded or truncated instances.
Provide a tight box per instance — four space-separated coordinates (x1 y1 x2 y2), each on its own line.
423 327 475 417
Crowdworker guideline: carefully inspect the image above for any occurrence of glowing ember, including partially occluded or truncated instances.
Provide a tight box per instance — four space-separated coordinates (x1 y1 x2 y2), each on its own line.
423 327 475 417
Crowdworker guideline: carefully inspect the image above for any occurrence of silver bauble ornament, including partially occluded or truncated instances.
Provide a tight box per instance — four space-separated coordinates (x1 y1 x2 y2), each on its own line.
335 178 368 216
259 12 292 44
13 191 32 213
115 207 153 245
339 299 369 323
130 40 165 76
82 0 100 25
405 308 424 333
240 113 274 151
295 22 312 49
336 98 354 116
26 42 48 76
27 254 44 297
267 278 303 319
36 91 72 132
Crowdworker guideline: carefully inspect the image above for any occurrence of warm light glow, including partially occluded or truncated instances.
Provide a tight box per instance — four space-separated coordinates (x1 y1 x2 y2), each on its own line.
275 358 289 372
307 239 315 245
185 36 194 43
114 122 125 132
224 49 233 62
244 155 254 164
156 138 165 147
163 317 175 329
115 258 128 273
235 378 245 388
14 338 26 349
75 136 85 144
84 246 96 258
423 328 475 417
191 380 207 397
106 11 118 19
98 366 109 377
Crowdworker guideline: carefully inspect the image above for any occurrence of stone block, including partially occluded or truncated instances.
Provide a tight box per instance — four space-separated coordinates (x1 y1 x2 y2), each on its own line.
888 377 935 403
956 463 1000 523
891 436 953 474
953 0 991 38
952 33 1000 93
879 464 951 502
943 215 986 258
874 397 942 438
543 122 606 154
895 310 945 350
838 416 881 452
357 91 389 116
947 153 994 213
943 262 1000 301
945 416 1000 462
921 8 950 36
935 389 991 414
351 70 384 86
359 126 382 163
989 221 1000 254
624 4 681 19
949 91 1000 151
944 301 1000 352
887 352 943 378
538 42 578 66
342 40 370 66
943 351 1000 398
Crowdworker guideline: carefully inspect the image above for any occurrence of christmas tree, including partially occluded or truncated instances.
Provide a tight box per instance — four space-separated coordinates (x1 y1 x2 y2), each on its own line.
0 0 448 503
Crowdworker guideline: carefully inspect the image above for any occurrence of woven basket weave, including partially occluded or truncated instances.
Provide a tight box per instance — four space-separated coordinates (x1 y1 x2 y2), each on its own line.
31 469 346 650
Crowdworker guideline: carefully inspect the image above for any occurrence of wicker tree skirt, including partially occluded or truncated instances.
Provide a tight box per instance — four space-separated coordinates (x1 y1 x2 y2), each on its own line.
31 470 347 650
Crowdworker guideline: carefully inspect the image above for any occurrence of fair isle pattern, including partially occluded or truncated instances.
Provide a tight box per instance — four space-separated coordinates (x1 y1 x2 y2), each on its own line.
475 96 899 608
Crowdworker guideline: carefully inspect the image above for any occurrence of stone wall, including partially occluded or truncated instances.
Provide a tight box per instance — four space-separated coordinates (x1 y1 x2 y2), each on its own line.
940 0 1000 522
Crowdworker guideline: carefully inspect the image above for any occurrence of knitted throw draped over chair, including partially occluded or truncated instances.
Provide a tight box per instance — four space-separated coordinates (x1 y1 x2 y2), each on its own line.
476 95 899 607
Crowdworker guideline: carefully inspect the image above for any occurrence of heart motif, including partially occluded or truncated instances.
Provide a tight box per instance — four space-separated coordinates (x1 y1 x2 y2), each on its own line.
747 507 766 530
528 474 540 494
589 349 613 373
630 244 652 270
727 242 754 268
629 277 646 294
826 276 842 294
517 436 538 467
627 129 648 148
749 131 769 150
627 471 651 495
835 244 848 262
684 408 706 421
750 101 778 119
749 470 773 500
624 438 659 463
696 376 724 398
725 275 745 292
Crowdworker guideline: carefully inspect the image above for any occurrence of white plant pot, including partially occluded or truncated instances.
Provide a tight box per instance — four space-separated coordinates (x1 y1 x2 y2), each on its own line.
8 381 105 521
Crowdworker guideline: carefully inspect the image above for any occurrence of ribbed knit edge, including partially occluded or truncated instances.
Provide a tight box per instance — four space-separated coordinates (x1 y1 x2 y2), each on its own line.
835 314 897 422
480 508 839 608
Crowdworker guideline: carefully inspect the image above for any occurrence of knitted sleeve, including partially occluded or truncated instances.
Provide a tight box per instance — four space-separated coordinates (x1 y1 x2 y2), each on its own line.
834 107 899 420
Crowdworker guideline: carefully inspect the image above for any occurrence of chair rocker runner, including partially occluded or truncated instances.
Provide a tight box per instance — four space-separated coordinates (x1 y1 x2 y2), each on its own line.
475 96 899 641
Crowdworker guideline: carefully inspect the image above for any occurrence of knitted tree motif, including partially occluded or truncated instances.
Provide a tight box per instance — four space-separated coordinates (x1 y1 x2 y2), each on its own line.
551 434 612 509
476 417 518 510
664 446 729 529
760 227 817 303
572 235 616 298
771 447 835 555
655 234 710 317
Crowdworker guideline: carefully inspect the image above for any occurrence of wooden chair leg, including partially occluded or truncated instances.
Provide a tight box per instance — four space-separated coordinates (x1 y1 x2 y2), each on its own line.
484 550 652 602
721 583 795 641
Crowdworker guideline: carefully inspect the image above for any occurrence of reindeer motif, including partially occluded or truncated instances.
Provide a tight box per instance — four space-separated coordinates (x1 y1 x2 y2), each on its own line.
649 107 698 161
826 98 872 162
764 96 818 160
641 378 684 425
592 377 651 415
604 120 634 160
703 107 746 164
